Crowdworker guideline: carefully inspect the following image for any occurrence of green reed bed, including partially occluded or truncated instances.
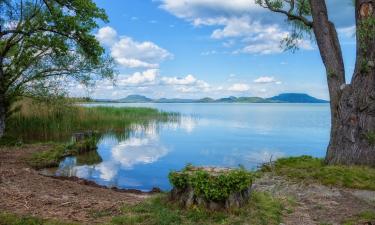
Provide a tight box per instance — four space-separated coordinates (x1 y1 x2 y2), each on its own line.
6 100 179 142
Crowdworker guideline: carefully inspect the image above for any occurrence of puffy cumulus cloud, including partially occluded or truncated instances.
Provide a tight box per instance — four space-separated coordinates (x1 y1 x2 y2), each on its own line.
253 76 282 84
159 1 313 55
161 74 211 93
161 74 197 85
111 37 173 68
96 27 172 69
228 83 250 92
96 26 118 46
212 17 313 54
117 69 158 86
159 0 260 23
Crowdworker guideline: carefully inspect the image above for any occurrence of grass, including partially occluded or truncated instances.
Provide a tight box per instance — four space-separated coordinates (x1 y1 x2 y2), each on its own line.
6 99 178 142
0 212 78 225
262 155 375 190
111 192 285 225
342 211 375 225
27 135 99 169
0 192 286 225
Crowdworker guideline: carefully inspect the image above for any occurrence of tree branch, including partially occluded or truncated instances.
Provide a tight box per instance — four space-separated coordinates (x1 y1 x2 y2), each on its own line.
262 0 313 28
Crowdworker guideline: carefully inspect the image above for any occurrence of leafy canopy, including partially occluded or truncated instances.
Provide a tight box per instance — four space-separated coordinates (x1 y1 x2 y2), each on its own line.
0 0 114 112
255 0 313 51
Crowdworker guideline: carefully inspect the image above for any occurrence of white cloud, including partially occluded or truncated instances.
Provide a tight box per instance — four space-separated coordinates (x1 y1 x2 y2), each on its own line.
111 36 173 69
338 25 356 38
118 69 158 86
228 83 250 92
96 26 118 46
161 74 197 85
159 2 314 55
254 76 281 84
96 27 173 69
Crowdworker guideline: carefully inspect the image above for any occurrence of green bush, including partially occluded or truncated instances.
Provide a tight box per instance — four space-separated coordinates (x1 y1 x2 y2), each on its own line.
169 166 253 201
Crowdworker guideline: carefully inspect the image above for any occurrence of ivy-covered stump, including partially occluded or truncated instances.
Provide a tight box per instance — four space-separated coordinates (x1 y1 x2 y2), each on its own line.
168 166 252 210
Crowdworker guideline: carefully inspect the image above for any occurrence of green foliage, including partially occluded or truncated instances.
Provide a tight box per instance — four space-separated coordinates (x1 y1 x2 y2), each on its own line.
255 0 313 52
342 211 375 225
169 166 253 202
0 0 115 136
262 156 375 190
112 192 284 225
0 212 78 225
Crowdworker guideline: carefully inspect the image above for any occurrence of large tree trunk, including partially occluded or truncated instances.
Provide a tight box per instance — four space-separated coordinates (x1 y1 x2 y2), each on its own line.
311 0 375 165
0 95 5 139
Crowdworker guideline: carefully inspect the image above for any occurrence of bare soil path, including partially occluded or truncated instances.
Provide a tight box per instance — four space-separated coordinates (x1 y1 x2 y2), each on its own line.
0 145 151 224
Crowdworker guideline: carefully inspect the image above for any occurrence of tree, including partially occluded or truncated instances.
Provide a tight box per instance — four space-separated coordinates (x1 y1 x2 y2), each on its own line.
0 0 114 138
256 0 375 165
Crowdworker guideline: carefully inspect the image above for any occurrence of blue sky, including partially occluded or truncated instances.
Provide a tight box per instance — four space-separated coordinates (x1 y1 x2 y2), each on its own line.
70 0 357 100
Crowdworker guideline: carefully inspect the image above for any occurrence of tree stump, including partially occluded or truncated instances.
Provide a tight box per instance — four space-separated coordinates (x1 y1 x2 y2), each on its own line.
169 166 252 210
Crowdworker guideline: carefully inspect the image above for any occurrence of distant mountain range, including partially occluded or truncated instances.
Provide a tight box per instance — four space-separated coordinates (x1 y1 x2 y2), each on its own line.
95 93 328 103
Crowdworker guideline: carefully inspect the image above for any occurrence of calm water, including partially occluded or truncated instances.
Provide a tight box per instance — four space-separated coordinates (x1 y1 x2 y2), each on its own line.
54 103 330 191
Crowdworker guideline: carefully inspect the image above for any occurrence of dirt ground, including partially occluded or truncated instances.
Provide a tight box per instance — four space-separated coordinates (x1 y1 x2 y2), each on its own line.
1 145 375 225
0 145 151 224
254 174 375 225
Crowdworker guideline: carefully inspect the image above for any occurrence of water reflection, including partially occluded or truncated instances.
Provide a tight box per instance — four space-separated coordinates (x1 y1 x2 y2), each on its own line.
53 104 330 191
55 118 184 189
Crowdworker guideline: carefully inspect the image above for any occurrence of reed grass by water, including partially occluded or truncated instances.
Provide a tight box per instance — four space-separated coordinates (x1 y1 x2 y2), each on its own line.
7 99 178 142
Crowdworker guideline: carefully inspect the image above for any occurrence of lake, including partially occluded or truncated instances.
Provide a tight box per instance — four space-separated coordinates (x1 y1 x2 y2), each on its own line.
53 103 330 191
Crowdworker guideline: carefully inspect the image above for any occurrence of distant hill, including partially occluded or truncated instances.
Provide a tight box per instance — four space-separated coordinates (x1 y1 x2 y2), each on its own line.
267 93 328 103
116 95 152 103
101 93 328 104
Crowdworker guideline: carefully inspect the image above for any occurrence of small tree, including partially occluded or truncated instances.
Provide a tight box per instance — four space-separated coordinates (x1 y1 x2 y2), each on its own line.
0 0 115 138
256 0 375 165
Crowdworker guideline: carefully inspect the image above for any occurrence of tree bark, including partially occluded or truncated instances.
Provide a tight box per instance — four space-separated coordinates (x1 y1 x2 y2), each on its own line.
311 0 375 165
0 94 5 139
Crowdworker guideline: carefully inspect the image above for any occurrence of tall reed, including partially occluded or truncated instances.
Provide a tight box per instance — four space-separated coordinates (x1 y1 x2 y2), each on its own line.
7 99 178 142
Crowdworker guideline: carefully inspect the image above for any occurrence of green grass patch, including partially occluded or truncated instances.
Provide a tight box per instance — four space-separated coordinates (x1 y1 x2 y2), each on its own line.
27 135 100 169
111 192 285 225
262 156 375 190
342 211 375 225
7 99 178 142
0 212 78 225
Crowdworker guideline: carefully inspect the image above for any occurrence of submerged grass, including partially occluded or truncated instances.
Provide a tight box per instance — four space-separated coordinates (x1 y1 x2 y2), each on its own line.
111 192 285 225
262 155 375 190
6 99 178 142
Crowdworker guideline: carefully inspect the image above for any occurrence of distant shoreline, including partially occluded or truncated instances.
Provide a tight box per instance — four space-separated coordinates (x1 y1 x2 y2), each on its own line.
91 93 329 104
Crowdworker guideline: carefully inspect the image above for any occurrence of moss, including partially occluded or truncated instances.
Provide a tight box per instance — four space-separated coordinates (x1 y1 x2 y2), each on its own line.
0 212 78 225
364 131 375 145
112 192 285 225
261 156 375 190
169 166 253 201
